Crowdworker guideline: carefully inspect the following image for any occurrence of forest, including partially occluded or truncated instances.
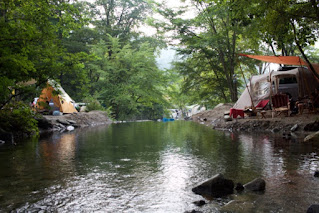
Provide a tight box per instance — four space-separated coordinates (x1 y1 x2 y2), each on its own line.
0 0 319 135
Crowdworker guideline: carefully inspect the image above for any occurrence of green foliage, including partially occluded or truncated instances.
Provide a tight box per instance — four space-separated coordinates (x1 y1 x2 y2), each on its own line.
232 0 319 55
0 0 85 108
155 0 244 103
84 97 105 112
0 102 39 136
87 35 168 120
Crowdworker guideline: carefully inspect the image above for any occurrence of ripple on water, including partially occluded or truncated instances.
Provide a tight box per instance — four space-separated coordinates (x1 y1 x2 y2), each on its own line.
5 122 319 212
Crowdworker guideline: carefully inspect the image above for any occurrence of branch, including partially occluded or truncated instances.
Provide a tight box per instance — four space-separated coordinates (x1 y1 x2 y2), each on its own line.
290 20 319 79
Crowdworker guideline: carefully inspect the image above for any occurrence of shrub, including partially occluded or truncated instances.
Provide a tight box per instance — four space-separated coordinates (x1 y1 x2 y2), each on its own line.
84 98 104 112
0 102 39 136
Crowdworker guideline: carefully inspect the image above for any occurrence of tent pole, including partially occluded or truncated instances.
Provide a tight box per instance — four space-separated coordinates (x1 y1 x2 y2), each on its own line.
239 62 254 108
268 70 274 118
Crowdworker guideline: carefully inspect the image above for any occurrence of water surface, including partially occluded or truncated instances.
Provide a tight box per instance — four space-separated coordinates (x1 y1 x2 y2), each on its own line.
0 121 319 212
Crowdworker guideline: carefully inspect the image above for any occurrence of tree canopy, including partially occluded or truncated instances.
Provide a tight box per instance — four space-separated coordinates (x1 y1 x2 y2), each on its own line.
1 0 319 123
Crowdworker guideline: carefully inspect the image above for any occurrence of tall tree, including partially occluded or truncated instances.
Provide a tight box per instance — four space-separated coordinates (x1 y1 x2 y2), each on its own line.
234 0 319 76
0 0 84 108
89 0 152 42
88 35 168 120
154 0 246 103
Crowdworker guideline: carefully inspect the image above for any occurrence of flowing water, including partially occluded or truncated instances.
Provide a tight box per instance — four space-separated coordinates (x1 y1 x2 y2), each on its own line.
1 121 319 212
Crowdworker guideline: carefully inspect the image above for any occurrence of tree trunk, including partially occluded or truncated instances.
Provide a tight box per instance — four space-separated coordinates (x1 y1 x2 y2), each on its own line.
290 20 319 79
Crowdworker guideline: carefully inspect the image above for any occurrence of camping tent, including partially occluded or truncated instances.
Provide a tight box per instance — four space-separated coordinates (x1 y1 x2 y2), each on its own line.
36 80 77 114
234 67 319 110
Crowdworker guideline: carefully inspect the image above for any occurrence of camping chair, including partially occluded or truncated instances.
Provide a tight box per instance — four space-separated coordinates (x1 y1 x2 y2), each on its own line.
271 94 290 116
255 99 269 118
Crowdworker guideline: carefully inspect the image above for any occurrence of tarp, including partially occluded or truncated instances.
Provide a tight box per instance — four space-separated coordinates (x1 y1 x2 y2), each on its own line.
239 54 308 66
36 80 77 114
239 54 319 78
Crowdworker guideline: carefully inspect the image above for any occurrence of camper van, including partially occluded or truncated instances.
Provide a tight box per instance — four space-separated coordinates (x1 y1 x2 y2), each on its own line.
233 67 319 110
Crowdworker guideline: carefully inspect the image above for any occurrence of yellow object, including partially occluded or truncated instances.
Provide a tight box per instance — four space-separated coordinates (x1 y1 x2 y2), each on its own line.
36 80 77 114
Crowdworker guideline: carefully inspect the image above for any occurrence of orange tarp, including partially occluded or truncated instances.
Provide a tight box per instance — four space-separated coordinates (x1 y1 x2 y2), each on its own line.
239 54 319 80
239 54 308 66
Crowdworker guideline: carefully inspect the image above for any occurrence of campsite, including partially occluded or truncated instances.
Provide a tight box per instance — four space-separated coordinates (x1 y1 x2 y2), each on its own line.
2 0 319 212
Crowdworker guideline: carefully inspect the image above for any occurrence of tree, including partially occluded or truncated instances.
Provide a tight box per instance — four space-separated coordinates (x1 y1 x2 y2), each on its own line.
89 0 152 42
153 0 249 103
233 0 319 76
88 36 168 120
0 0 84 108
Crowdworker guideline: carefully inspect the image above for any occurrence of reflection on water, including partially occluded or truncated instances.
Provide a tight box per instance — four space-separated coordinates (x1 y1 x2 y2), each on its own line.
0 121 319 212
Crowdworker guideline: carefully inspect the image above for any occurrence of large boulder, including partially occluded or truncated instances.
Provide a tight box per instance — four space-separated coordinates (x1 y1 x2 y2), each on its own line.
243 178 266 192
304 131 319 142
35 117 53 130
304 121 319 131
307 204 319 213
192 174 234 197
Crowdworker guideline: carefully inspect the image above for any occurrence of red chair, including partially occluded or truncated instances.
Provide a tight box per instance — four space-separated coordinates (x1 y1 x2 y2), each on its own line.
255 99 269 110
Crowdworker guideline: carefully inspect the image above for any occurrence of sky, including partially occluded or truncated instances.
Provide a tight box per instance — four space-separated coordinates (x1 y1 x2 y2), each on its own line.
151 0 196 69
81 0 319 70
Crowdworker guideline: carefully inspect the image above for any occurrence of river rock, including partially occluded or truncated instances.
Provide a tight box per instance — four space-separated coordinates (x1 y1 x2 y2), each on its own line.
235 183 244 192
224 115 232 122
243 178 266 192
290 124 299 132
193 200 206 206
304 131 319 142
307 204 319 213
192 174 234 197
304 121 319 131
67 120 76 124
35 117 53 130
57 119 70 125
66 126 75 131
271 128 280 133
184 210 202 213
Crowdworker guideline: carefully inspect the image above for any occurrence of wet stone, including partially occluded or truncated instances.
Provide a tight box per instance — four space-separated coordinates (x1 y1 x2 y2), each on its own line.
235 183 244 192
193 200 206 206
57 119 70 125
307 204 319 213
192 174 234 198
244 178 266 192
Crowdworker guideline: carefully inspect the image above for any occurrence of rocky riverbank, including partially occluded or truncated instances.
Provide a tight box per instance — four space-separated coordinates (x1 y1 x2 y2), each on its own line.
37 110 112 133
192 103 319 140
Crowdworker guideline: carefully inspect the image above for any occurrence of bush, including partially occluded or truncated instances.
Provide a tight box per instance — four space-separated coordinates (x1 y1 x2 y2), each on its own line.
84 98 104 112
0 102 39 136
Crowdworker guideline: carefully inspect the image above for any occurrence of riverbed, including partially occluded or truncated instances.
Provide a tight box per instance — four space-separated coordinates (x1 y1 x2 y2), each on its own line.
1 121 319 212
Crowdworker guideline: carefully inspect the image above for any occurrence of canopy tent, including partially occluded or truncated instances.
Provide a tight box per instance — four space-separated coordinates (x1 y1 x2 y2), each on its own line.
36 80 77 114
